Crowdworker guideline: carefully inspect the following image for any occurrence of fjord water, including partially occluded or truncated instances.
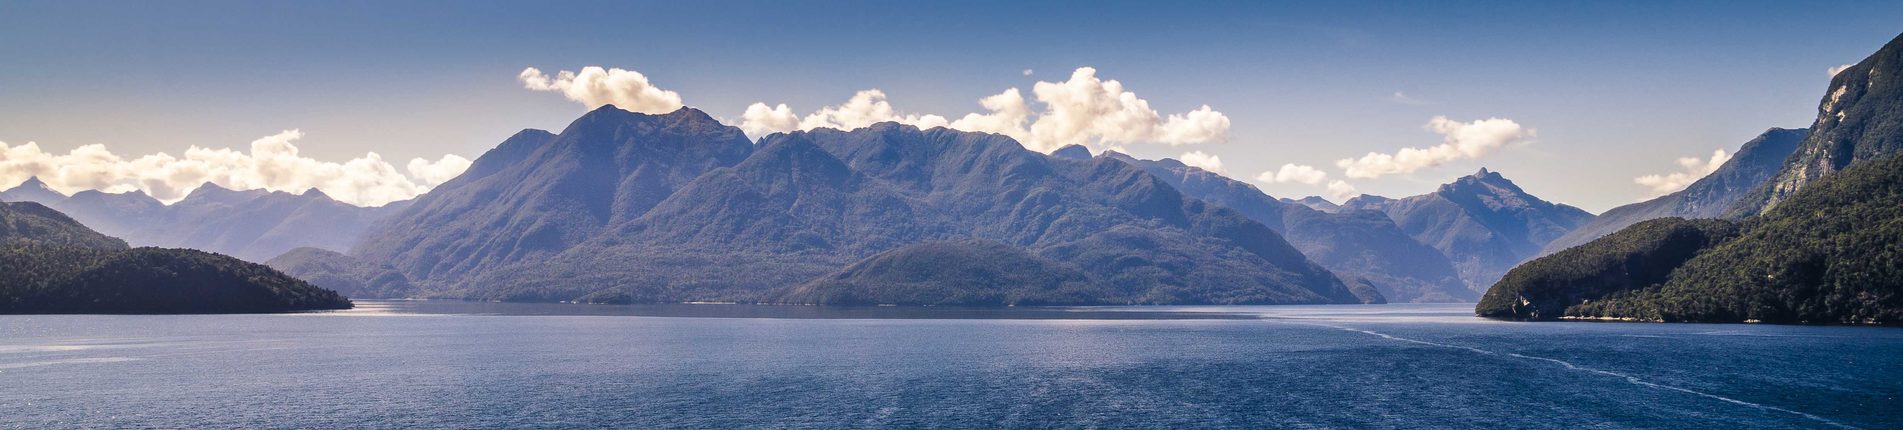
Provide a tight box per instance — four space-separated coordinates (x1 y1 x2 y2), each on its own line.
2 302 1897 429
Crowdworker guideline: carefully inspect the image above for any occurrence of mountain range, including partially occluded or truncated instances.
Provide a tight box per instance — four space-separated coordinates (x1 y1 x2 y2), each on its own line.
1342 169 1595 291
0 180 406 262
351 106 1361 305
1110 154 1470 303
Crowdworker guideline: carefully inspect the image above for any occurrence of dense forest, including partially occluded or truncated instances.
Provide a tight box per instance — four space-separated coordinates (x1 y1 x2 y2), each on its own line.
1481 153 1903 323
1476 218 1739 320
1568 153 1903 323
0 201 351 314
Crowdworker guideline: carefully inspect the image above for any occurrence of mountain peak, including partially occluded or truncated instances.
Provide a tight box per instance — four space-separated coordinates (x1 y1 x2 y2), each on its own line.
1447 168 1523 195
302 188 331 200
1051 144 1093 160
0 176 67 204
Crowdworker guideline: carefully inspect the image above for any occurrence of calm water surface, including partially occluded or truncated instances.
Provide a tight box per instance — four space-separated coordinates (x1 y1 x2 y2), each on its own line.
1 301 1898 429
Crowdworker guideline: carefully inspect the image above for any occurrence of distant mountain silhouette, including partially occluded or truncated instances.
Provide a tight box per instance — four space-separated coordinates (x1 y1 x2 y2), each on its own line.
355 105 1360 305
0 177 67 205
1343 169 1594 291
37 184 405 262
1114 155 1469 303
1542 128 1806 254
1281 196 1341 213
266 247 415 299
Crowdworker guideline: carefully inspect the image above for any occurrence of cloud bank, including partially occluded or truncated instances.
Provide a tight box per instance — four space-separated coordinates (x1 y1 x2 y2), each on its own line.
0 130 470 206
520 66 685 114
738 67 1230 152
1336 116 1532 179
1633 148 1729 197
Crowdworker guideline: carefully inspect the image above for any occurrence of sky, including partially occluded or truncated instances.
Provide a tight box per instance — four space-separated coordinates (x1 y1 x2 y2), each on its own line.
2 0 1900 211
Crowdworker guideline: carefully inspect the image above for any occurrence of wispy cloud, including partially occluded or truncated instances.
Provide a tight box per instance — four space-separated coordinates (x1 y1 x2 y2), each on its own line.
1389 91 1431 105
1828 63 1855 77
1336 116 1533 179
1633 148 1729 198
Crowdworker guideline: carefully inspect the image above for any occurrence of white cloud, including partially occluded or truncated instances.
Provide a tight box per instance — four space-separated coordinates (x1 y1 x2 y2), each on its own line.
406 154 473 188
739 90 951 138
738 67 1230 153
1178 151 1224 173
1325 180 1358 201
739 103 799 138
1633 148 1729 197
801 89 950 131
1026 67 1229 152
520 66 685 114
1336 116 1533 179
1022 69 1034 76
948 88 1033 140
1828 64 1855 77
0 130 468 206
1256 163 1328 185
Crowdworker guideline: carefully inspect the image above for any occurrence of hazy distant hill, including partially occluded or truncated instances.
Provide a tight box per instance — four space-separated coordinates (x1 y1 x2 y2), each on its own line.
1542 128 1806 255
1343 169 1594 291
0 181 409 262
266 247 415 300
1281 196 1341 213
0 201 349 314
0 177 67 206
1115 155 1468 303
356 106 1359 305
0 200 127 250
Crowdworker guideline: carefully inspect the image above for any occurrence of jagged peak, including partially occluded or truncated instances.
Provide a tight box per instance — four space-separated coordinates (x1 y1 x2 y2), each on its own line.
301 188 332 200
1446 168 1523 194
16 176 49 189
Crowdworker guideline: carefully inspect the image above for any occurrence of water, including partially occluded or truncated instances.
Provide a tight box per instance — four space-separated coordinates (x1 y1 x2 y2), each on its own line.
1 301 1898 429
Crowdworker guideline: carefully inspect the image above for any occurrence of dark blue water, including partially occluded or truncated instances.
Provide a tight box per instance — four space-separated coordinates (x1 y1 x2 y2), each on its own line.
1 302 1897 429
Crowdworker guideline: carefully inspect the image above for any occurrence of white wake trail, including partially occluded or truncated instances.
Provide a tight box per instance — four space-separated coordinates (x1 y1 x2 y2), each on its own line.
1297 322 1860 430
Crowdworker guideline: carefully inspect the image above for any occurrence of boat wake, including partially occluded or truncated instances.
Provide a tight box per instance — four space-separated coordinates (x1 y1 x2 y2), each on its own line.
1298 322 1860 430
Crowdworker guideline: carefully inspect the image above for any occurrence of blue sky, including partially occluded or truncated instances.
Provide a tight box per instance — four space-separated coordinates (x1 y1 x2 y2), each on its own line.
2 0 1900 210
